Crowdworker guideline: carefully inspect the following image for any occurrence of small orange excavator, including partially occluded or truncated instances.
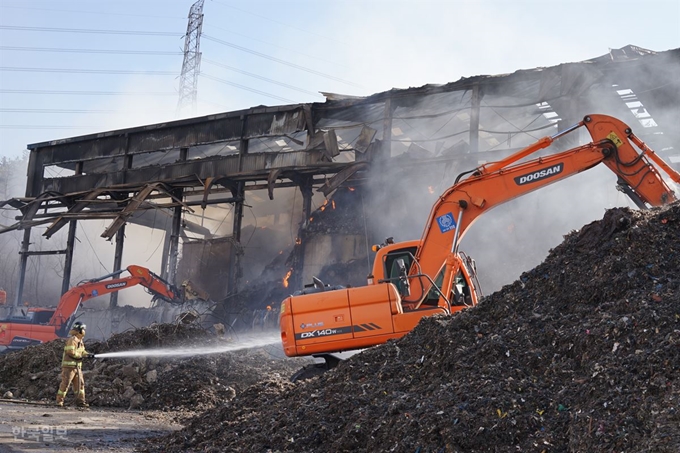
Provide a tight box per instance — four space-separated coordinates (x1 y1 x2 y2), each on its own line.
280 114 680 376
0 265 194 352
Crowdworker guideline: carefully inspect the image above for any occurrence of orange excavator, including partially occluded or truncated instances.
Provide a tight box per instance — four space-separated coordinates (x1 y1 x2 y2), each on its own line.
0 265 193 352
280 114 680 375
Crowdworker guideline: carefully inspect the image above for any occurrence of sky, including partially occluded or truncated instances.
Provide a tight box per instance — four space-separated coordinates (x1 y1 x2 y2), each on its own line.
0 0 679 163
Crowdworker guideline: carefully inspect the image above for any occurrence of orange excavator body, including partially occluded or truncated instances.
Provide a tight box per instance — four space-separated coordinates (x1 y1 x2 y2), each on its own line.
280 114 680 359
0 265 188 351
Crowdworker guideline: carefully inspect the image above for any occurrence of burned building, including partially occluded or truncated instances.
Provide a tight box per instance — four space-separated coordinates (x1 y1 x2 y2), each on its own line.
1 45 678 328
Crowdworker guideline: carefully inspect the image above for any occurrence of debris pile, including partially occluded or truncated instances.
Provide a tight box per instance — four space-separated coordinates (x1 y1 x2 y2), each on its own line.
0 323 310 413
142 202 679 453
305 187 365 236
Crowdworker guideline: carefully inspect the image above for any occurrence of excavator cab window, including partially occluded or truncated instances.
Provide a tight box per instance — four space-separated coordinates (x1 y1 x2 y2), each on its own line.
31 310 54 325
452 271 472 306
423 270 445 306
384 247 417 282
423 268 471 307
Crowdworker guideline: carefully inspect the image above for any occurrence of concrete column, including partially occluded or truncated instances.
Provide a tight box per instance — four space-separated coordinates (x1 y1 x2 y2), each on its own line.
109 224 126 308
301 178 313 221
160 223 171 281
61 161 82 296
227 116 249 292
167 189 184 286
296 177 313 289
61 220 77 296
165 148 188 285
14 228 31 308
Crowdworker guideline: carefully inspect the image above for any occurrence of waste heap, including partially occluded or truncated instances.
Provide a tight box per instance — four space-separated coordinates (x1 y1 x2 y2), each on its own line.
142 202 680 453
0 323 309 415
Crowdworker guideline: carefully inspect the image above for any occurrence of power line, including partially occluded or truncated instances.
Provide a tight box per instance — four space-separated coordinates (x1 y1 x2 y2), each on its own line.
1 51 325 98
211 1 350 48
0 89 175 96
0 108 170 114
0 125 94 130
203 34 361 88
204 23 349 70
0 108 117 114
200 73 294 103
203 58 323 98
197 98 231 111
0 26 360 89
0 46 182 56
0 4 185 20
0 25 180 37
0 67 176 75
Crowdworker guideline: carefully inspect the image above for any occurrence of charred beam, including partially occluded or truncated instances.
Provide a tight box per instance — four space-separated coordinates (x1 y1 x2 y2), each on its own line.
101 183 160 240
44 189 106 239
20 249 68 256
317 163 369 197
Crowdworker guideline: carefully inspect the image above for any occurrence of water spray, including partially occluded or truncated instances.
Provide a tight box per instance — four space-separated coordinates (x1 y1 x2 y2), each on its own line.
93 332 282 359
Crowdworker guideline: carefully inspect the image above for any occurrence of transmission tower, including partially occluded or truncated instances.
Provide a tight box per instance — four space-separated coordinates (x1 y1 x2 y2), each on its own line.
176 0 205 116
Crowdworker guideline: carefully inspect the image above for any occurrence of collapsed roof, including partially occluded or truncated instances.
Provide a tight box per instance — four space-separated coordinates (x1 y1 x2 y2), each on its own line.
1 45 677 239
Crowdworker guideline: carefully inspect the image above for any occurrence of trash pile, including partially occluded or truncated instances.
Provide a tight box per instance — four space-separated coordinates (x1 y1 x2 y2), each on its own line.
0 323 310 414
141 202 680 453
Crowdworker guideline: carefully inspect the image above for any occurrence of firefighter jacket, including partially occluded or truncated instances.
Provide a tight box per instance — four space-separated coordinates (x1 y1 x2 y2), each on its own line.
61 331 87 368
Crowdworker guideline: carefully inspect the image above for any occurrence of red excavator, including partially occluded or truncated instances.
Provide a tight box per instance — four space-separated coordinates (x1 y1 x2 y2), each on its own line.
280 114 680 376
0 265 194 352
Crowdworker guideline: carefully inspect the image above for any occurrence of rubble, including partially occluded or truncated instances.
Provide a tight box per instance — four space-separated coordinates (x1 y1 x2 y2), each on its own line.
0 323 310 417
141 202 679 452
1 201 678 452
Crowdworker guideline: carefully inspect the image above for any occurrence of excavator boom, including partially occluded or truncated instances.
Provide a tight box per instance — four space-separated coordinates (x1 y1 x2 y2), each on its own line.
0 265 194 352
411 114 678 301
48 264 185 330
280 114 679 361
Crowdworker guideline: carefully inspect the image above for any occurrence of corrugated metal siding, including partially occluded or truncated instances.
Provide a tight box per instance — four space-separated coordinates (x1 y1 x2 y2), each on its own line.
47 135 129 162
245 108 306 138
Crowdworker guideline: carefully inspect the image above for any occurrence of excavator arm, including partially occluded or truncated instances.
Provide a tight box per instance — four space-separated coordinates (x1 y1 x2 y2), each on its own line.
409 114 679 303
48 264 185 332
0 265 199 351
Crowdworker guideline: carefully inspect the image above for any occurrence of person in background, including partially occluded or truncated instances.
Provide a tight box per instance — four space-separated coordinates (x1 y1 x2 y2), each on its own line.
55 321 93 408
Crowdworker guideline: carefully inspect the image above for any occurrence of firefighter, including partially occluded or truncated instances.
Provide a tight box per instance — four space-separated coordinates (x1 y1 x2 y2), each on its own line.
55 321 92 407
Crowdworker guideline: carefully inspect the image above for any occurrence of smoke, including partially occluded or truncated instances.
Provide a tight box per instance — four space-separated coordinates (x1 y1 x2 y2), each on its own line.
351 52 680 294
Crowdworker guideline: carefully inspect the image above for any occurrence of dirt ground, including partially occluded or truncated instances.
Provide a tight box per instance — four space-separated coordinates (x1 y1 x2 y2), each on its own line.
0 401 180 453
0 325 311 452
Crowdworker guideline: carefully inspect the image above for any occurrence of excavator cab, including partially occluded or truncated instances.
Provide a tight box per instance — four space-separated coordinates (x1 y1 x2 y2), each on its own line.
378 242 478 310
